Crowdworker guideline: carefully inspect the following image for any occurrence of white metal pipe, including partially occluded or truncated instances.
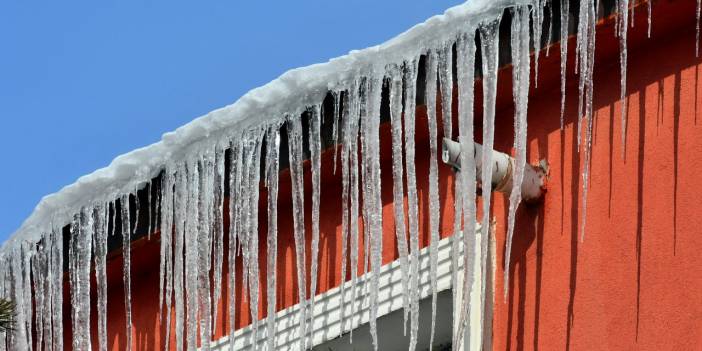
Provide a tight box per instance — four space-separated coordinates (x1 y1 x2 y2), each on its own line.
441 138 546 202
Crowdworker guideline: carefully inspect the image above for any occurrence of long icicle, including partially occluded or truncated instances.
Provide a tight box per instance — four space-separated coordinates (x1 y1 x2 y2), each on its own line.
94 203 109 351
164 167 177 351
479 16 502 348
453 30 477 351
247 130 265 349
121 195 133 351
265 125 280 351
50 224 64 351
287 113 308 351
185 159 200 351
388 64 410 334
309 105 322 346
580 0 597 241
505 5 532 301
618 0 630 155
198 152 215 351
348 81 362 343
173 163 187 351
160 166 176 351
338 90 351 336
403 58 421 351
228 140 243 351
425 49 441 351
212 145 226 336
365 75 383 351
560 0 570 129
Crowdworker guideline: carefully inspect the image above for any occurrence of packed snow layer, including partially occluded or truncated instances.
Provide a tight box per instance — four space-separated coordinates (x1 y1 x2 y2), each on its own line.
3 0 528 250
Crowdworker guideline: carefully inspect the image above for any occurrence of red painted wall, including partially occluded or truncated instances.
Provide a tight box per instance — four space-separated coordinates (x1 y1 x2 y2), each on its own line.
79 1 702 350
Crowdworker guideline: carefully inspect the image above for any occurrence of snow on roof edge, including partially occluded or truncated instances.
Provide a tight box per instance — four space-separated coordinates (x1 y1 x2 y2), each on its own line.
4 0 525 251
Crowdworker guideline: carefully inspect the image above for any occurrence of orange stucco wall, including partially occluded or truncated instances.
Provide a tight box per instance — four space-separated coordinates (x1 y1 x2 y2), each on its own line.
78 0 702 350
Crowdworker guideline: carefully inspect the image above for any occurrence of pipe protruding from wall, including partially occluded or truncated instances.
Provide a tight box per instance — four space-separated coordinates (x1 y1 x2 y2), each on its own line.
441 138 546 203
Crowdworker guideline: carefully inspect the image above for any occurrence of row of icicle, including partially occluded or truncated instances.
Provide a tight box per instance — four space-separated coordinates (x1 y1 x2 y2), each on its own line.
1 0 696 350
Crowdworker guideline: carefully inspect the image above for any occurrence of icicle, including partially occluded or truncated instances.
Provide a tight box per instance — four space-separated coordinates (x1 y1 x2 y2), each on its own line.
173 163 187 351
246 131 265 349
546 0 554 57
532 0 545 86
618 0 630 155
647 0 652 38
479 17 502 343
212 146 226 334
439 44 454 139
388 64 410 333
453 30 477 351
505 6 532 301
50 225 64 351
560 0 570 129
347 81 362 342
579 0 597 241
403 58 421 351
11 245 29 350
185 159 200 351
133 186 140 235
338 83 359 338
425 50 441 351
630 2 635 28
31 239 47 350
198 151 216 351
287 114 308 351
308 105 322 346
70 208 93 351
265 125 280 351
362 75 383 351
162 167 177 351
121 195 133 351
697 0 700 56
332 92 341 175
228 140 243 351
94 203 109 351
160 168 174 321
148 181 153 239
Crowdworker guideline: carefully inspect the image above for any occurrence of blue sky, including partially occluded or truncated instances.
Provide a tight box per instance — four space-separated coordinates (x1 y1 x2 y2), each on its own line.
0 0 463 242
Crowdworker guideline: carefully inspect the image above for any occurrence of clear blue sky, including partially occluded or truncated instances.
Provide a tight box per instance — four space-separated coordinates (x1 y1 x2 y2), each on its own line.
0 0 463 242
